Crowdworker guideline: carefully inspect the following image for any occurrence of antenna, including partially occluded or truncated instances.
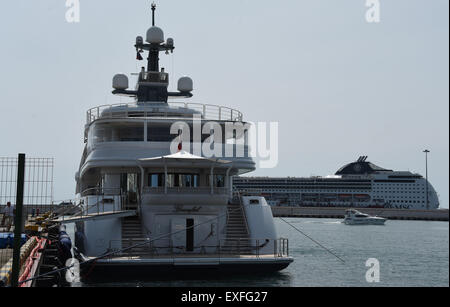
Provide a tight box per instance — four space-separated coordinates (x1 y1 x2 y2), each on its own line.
151 2 156 26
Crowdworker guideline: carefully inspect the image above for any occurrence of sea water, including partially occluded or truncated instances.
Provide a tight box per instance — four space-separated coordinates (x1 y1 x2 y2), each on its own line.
70 218 449 287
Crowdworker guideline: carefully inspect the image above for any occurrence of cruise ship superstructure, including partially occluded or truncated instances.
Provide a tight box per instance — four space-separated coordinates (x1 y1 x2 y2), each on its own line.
72 4 292 276
233 156 440 210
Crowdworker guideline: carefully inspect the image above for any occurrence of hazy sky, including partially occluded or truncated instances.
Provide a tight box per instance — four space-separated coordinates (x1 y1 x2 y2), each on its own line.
0 0 448 208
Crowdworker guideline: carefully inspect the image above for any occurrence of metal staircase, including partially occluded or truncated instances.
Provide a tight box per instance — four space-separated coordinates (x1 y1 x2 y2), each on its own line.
222 200 251 254
120 202 149 255
121 216 146 239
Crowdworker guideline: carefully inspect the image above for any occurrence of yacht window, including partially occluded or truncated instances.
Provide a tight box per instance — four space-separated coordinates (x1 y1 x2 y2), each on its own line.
147 126 174 142
181 174 198 187
116 123 145 141
148 173 199 188
206 175 226 187
215 175 225 188
90 122 145 143
149 174 160 187
92 123 113 143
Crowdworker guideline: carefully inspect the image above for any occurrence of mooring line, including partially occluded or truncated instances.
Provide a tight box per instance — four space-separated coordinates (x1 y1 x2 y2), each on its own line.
278 217 346 264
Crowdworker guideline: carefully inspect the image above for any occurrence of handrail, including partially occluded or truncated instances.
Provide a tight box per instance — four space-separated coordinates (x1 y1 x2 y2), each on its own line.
50 188 124 222
106 238 290 259
143 187 228 194
86 102 244 125
235 191 250 236
54 201 83 217
80 187 122 197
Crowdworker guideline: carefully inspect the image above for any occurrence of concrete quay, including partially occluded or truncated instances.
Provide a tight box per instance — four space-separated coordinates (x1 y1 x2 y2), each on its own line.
272 206 449 221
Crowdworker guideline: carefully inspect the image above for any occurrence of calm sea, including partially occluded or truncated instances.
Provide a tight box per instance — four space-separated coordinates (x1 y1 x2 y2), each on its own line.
71 218 449 287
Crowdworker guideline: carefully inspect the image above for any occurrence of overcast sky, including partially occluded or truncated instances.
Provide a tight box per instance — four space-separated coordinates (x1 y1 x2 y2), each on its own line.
0 0 448 208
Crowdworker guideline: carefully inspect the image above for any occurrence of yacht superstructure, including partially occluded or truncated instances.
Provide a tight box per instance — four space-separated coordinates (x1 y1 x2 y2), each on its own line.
233 156 440 210
73 4 292 276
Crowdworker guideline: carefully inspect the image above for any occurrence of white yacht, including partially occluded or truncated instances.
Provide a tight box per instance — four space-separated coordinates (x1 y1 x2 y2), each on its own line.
342 209 386 225
71 4 292 277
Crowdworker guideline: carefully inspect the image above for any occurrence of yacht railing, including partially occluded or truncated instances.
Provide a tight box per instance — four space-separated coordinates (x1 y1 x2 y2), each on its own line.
80 187 122 197
86 102 243 124
105 238 290 260
52 188 126 222
233 191 250 236
142 187 228 195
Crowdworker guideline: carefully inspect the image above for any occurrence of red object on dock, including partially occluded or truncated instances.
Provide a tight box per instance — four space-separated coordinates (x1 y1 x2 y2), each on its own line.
19 237 46 287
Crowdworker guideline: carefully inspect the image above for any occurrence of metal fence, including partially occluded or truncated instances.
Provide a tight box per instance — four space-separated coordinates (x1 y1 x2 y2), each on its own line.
0 157 54 207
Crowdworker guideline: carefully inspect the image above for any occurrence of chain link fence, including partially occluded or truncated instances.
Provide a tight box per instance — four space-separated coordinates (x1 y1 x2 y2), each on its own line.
1 157 54 282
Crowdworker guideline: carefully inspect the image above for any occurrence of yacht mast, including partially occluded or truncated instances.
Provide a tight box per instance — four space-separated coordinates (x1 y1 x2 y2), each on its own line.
111 2 193 103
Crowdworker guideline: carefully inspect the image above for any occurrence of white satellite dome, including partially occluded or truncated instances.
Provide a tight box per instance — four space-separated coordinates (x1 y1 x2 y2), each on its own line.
146 26 164 44
112 74 129 90
178 76 193 92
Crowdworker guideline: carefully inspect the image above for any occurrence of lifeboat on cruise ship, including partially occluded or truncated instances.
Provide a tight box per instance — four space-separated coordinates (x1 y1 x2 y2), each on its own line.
354 194 370 201
338 194 352 200
354 194 370 198
302 193 319 201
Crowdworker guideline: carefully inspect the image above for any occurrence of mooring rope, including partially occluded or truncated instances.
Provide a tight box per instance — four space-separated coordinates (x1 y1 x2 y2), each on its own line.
278 217 346 264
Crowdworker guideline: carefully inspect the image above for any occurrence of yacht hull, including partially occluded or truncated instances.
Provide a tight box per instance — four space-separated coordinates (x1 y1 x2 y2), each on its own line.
80 256 294 280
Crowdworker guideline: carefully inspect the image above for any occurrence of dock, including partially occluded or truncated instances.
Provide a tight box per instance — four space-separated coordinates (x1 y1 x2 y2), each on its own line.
0 207 73 287
272 206 449 221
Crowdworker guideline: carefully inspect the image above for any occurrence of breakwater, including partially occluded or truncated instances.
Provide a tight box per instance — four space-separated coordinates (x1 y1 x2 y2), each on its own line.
271 206 449 221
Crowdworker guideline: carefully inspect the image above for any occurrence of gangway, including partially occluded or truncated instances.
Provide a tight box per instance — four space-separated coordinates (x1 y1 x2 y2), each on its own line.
52 210 137 224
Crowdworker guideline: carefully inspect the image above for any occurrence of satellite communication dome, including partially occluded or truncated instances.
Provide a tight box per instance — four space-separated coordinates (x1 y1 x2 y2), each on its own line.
112 74 129 90
146 26 164 44
178 76 193 92
166 38 174 47
136 36 144 45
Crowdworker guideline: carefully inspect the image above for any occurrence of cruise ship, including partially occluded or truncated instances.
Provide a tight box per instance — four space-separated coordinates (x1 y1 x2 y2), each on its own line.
233 156 440 210
71 4 292 277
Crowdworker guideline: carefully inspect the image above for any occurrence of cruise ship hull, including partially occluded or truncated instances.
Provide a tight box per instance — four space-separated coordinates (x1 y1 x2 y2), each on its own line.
233 157 440 210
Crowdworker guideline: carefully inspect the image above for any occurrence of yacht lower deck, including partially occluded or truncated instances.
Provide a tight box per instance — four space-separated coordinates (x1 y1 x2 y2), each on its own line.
81 254 293 277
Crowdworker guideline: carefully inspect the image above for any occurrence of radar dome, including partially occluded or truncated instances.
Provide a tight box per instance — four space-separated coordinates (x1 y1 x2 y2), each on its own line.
112 74 129 90
146 26 164 44
178 76 193 92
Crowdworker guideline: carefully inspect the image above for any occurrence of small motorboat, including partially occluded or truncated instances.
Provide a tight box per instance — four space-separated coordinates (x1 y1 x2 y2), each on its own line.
342 209 386 225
